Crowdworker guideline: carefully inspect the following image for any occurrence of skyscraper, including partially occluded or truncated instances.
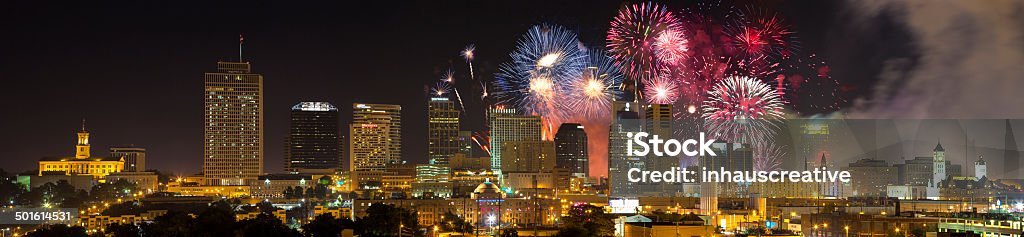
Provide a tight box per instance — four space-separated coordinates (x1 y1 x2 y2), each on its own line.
285 102 341 174
458 131 473 157
428 97 460 165
110 146 146 172
609 101 642 198
488 106 541 174
203 61 263 186
350 103 401 189
353 103 402 163
555 123 588 178
644 103 675 194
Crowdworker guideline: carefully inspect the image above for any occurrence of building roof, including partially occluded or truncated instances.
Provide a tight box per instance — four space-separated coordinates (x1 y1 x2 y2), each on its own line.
934 141 945 152
474 179 501 194
39 156 122 162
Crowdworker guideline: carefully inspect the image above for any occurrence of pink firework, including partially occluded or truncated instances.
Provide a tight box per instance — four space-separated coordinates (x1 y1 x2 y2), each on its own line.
702 76 784 145
607 2 683 96
653 29 689 65
754 144 785 172
642 73 680 104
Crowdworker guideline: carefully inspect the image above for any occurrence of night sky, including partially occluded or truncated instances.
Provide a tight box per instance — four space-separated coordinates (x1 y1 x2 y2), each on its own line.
0 1 934 175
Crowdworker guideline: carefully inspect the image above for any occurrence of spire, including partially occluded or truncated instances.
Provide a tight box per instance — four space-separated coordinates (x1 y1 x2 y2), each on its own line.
80 118 87 132
1004 119 1019 178
934 139 945 152
239 33 244 62
819 153 828 168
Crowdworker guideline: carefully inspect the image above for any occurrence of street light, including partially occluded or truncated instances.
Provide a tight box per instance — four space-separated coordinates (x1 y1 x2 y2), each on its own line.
844 226 849 237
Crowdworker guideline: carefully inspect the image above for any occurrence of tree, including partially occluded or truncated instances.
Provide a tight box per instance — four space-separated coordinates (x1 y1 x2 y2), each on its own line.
0 170 26 205
24 224 91 237
190 205 235 237
142 211 193 237
554 226 589 237
302 213 355 237
237 213 302 237
499 229 519 237
105 223 141 237
257 200 280 215
560 204 614 237
355 204 421 237
23 180 86 207
439 211 473 233
89 179 138 201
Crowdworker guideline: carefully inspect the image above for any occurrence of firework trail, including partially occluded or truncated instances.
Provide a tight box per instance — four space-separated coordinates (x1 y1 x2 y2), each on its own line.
608 2 683 101
565 49 624 119
462 44 476 80
754 144 786 172
442 69 467 112
702 76 784 145
494 24 588 121
472 131 492 158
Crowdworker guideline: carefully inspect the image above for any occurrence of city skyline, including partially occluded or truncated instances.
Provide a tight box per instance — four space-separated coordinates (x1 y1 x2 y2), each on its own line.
2 1 1023 176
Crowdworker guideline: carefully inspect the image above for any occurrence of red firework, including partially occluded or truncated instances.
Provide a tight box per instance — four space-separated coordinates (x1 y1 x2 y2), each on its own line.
607 2 683 86
727 9 798 61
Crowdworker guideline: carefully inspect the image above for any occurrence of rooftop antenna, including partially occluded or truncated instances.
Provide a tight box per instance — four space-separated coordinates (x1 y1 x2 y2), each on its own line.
81 118 86 131
239 33 244 62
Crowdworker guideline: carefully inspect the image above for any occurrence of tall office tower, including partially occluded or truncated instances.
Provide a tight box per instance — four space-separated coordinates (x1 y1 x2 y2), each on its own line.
799 120 830 170
285 102 341 174
500 141 556 173
350 103 401 189
975 156 987 179
1004 120 1019 179
704 142 754 197
488 105 542 174
110 146 146 172
932 141 947 186
353 103 402 163
846 158 896 197
458 131 473 157
609 101 642 198
203 61 263 186
428 97 460 165
643 103 675 195
554 123 588 177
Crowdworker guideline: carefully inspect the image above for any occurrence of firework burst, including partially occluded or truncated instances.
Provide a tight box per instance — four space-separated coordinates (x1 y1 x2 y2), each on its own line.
643 72 681 105
702 76 784 145
565 49 624 118
432 81 451 97
726 9 798 61
754 144 785 172
494 24 588 120
653 29 689 65
607 2 683 99
462 44 476 80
